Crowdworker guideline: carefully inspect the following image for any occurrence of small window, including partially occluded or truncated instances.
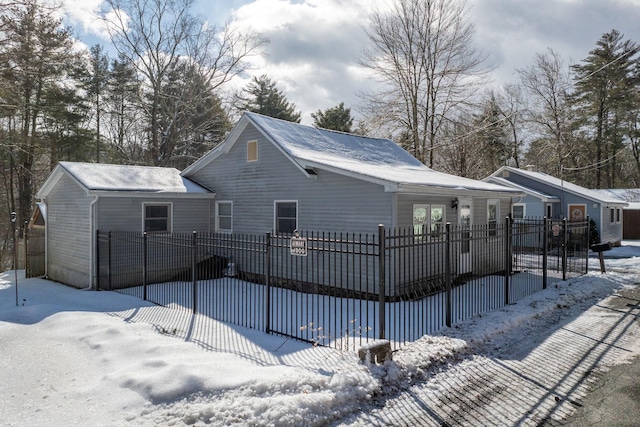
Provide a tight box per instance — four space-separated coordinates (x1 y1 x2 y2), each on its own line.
617 208 621 223
488 200 499 237
216 201 233 233
512 204 525 220
546 204 553 219
144 203 171 233
275 201 297 234
610 208 615 223
247 140 258 162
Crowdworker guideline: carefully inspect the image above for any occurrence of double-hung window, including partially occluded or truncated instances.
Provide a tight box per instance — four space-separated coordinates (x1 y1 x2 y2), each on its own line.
216 201 233 233
487 200 499 237
143 203 171 233
275 201 297 234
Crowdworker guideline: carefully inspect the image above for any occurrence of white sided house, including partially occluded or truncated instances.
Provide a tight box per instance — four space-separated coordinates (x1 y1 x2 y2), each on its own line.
183 112 522 235
182 112 522 287
35 162 215 288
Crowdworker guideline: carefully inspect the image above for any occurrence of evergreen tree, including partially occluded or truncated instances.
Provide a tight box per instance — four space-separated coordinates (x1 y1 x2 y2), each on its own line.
0 0 86 227
104 53 143 164
86 44 110 163
571 30 640 188
311 102 354 132
473 91 510 175
236 75 301 122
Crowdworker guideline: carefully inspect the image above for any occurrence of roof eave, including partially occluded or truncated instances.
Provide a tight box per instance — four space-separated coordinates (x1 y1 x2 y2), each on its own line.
397 184 524 198
88 190 216 198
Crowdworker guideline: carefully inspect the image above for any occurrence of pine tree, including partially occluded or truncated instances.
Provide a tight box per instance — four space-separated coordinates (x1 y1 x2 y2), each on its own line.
0 0 86 227
311 102 354 132
571 30 640 188
236 75 301 123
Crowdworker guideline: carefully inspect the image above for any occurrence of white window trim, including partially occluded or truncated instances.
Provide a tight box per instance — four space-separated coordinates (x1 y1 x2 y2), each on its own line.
215 201 233 233
616 208 622 223
567 204 587 222
512 203 526 220
247 140 258 162
274 200 298 234
142 202 173 233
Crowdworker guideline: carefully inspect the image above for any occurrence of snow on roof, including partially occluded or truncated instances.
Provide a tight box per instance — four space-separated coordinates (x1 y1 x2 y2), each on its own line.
595 188 640 202
495 166 627 205
59 162 210 193
245 112 520 195
484 176 560 201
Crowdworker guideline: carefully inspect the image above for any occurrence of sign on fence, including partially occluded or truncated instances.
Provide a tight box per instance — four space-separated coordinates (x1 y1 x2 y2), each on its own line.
290 236 308 256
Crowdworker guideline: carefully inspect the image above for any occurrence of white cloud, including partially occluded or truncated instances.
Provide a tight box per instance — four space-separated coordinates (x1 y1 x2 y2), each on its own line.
60 0 112 39
228 0 375 123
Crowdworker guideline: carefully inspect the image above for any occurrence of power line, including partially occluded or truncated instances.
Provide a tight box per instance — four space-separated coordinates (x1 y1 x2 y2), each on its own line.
440 45 640 145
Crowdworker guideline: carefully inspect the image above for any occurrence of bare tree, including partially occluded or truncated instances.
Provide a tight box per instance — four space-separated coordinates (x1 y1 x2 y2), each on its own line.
359 0 491 167
103 0 265 166
496 83 526 169
517 48 575 176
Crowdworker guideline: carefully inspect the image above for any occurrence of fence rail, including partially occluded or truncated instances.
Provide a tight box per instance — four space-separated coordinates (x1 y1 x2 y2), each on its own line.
96 217 589 350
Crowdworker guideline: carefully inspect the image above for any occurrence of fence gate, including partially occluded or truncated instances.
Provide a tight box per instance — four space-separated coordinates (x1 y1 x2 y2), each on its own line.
26 227 46 277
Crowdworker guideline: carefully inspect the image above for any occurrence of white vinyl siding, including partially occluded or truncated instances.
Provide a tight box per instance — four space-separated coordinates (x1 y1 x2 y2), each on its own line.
187 124 394 234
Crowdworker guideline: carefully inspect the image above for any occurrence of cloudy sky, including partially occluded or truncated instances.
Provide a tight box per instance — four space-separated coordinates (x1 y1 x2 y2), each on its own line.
61 0 640 124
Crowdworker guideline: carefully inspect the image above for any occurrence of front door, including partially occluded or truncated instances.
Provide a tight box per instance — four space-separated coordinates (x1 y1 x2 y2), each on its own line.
458 199 472 274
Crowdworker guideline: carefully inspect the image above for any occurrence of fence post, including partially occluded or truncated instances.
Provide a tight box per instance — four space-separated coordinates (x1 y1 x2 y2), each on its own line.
265 232 271 334
445 222 452 328
378 224 386 340
95 230 100 290
143 232 148 301
584 216 590 274
192 231 197 314
504 216 512 305
107 231 112 291
562 217 568 281
542 217 548 290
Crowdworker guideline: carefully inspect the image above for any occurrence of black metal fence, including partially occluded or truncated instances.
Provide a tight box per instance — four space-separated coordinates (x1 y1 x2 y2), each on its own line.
96 217 589 350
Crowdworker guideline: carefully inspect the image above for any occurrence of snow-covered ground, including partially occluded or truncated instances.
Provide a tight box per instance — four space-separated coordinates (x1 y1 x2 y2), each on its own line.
1 242 640 426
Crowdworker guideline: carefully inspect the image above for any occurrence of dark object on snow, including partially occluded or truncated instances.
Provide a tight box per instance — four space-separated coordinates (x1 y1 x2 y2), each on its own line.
358 340 392 364
590 242 612 273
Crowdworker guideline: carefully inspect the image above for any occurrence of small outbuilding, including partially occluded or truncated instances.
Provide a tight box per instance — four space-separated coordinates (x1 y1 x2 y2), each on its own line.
35 162 215 289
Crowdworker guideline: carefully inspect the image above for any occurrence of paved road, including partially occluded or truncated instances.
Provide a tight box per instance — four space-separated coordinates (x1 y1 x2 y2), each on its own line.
554 357 640 426
338 285 640 426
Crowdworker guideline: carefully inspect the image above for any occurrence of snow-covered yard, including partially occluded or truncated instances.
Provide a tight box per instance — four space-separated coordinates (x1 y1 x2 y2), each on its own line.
1 243 640 426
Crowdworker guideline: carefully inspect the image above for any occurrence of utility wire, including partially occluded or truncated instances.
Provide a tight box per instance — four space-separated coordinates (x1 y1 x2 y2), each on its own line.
440 45 640 144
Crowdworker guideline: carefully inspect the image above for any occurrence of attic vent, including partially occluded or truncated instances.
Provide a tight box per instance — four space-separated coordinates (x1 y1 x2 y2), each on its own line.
502 170 509 178
247 140 258 162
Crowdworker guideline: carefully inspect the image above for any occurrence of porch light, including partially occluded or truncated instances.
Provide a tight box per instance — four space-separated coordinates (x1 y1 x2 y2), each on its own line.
451 198 458 209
